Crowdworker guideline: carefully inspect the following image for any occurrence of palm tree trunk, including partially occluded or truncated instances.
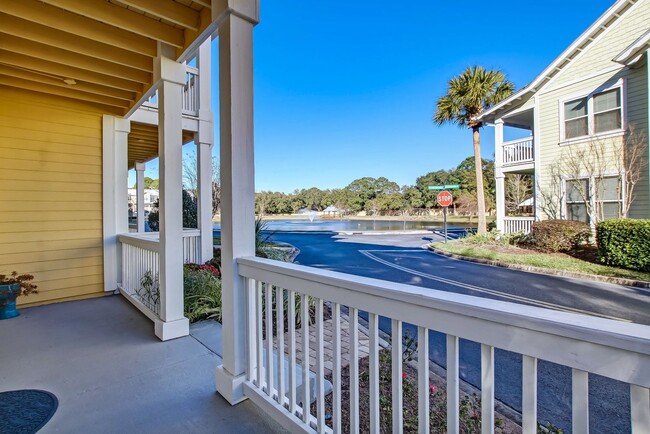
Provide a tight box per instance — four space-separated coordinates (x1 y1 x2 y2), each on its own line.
473 126 487 234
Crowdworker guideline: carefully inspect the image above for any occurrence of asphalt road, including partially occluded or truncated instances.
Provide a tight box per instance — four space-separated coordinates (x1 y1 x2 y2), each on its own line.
268 231 650 434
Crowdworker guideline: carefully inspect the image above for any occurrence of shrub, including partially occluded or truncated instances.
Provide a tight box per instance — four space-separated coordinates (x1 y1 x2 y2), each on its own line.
183 265 222 322
148 189 197 232
530 219 590 253
597 219 650 271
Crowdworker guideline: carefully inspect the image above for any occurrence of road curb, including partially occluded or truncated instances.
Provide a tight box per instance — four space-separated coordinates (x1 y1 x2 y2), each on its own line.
428 246 650 289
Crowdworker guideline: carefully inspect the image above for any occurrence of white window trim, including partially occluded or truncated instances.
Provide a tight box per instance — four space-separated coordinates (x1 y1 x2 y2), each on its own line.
558 78 626 145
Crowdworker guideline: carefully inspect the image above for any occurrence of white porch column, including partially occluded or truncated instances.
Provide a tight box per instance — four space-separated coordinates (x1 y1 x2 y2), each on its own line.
154 44 190 341
215 1 259 405
494 119 506 233
135 161 146 233
102 115 130 292
197 38 215 263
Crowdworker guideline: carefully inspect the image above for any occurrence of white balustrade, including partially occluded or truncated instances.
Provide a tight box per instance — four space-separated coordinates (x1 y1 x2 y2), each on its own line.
118 229 202 320
118 233 161 318
140 66 200 117
503 216 535 234
238 256 650 433
182 66 199 117
502 138 534 165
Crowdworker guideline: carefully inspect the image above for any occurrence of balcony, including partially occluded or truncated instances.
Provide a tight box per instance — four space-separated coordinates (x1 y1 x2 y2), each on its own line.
502 137 534 167
141 65 200 118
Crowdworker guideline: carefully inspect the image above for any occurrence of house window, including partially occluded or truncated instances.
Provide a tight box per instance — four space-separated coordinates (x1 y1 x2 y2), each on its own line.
563 87 622 140
596 176 622 220
565 176 622 223
566 178 589 223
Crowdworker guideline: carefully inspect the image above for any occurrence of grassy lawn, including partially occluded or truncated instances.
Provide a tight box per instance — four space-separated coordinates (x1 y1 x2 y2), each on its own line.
432 241 650 282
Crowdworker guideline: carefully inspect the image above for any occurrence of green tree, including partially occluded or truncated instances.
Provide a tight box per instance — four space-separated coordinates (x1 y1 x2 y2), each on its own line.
143 177 159 189
433 66 514 233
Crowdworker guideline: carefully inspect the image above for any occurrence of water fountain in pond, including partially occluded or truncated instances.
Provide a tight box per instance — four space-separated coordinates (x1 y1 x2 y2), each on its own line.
305 210 318 223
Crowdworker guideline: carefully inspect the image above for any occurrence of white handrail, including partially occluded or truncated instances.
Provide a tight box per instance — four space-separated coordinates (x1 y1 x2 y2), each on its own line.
503 216 535 234
237 256 650 432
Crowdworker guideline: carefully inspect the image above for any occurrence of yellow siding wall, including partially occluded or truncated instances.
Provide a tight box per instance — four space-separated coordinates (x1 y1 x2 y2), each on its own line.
0 86 105 306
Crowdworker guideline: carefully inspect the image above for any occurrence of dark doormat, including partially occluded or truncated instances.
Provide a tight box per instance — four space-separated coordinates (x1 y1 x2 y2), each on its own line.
0 390 58 434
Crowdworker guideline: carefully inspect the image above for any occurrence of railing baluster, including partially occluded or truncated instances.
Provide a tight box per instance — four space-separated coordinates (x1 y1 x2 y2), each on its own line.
447 334 459 434
247 278 257 382
631 385 650 433
277 287 286 406
265 284 274 398
350 307 360 434
300 294 310 424
333 303 342 434
392 319 403 434
256 281 263 389
316 298 325 432
369 313 380 433
522 355 538 434
572 369 589 434
288 290 297 414
419 327 430 434
481 344 495 434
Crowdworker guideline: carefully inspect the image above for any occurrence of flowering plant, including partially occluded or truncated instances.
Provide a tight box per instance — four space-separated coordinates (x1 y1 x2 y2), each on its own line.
0 271 38 307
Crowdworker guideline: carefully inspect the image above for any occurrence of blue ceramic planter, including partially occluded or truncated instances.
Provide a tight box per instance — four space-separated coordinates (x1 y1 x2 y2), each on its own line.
0 283 21 320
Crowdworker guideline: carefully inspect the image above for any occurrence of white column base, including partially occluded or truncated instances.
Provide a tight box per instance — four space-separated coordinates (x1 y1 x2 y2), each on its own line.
216 365 248 405
154 317 189 341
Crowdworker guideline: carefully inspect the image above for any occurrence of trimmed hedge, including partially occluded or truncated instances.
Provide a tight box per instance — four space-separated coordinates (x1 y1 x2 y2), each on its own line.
530 219 590 253
597 219 650 271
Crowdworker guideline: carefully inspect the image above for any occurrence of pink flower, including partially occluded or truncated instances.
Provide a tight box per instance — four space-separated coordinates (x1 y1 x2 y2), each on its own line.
472 411 480 419
402 372 407 378
429 385 437 393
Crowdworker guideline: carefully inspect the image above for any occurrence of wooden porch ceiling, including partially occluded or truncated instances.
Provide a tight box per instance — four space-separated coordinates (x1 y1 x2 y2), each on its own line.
0 0 213 116
128 122 195 168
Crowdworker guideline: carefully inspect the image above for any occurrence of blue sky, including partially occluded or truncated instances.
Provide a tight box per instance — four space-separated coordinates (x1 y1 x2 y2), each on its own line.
130 0 615 192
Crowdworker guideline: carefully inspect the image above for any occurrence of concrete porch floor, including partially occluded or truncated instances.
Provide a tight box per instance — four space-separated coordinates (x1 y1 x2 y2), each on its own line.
0 295 286 434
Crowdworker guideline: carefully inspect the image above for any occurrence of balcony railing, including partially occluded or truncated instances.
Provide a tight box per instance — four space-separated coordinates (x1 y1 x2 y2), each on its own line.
118 229 201 320
502 137 534 165
503 216 535 234
141 65 200 117
238 256 650 433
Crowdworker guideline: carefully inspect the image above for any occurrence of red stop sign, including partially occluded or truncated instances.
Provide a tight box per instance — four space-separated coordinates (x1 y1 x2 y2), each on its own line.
437 190 453 207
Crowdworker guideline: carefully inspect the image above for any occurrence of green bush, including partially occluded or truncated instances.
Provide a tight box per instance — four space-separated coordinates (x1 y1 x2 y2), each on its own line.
183 265 222 322
148 189 197 232
530 219 590 253
597 219 650 271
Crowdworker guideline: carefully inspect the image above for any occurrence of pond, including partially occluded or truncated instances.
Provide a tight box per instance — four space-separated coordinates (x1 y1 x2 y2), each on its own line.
213 219 476 232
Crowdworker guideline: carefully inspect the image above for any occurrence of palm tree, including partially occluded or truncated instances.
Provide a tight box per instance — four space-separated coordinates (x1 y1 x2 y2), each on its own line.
433 66 514 234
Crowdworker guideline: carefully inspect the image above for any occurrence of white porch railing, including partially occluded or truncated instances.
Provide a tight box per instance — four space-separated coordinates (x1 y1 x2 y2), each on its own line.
141 65 200 117
238 256 650 433
504 216 535 234
502 137 534 165
118 229 202 319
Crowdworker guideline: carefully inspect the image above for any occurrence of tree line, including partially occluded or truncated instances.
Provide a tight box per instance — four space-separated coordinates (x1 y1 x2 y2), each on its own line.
255 156 496 216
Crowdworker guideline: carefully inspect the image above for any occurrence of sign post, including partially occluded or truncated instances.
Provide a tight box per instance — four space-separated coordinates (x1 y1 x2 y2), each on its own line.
436 190 453 243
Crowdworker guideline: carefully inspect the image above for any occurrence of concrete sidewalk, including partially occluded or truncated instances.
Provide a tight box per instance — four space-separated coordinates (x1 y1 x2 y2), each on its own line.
0 295 285 434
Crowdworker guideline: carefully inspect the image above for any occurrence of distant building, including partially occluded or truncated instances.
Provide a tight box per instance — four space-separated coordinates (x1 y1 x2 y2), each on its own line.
127 188 159 215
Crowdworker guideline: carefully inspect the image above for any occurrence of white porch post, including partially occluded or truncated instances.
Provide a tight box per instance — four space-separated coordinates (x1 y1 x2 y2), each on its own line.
197 38 215 263
154 44 190 341
494 119 506 233
102 115 130 292
135 161 146 233
215 1 259 405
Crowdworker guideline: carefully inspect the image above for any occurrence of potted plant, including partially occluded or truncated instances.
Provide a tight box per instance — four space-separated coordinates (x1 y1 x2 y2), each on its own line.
0 272 37 320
